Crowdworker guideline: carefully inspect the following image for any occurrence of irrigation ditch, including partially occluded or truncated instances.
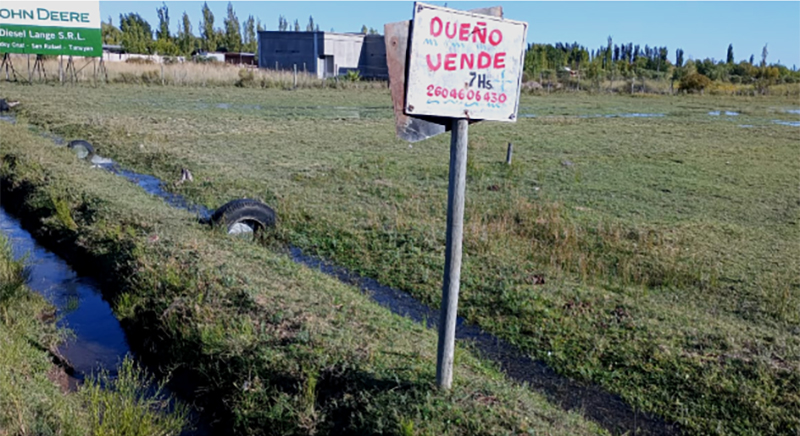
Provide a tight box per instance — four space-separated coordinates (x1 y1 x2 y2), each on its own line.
0 113 679 435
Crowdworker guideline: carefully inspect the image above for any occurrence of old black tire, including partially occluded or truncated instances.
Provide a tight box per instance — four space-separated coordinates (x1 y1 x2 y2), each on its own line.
211 199 276 236
68 140 95 159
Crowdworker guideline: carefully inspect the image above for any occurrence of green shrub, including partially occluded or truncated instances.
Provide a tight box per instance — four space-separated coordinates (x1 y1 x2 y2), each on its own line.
344 69 361 82
679 72 711 93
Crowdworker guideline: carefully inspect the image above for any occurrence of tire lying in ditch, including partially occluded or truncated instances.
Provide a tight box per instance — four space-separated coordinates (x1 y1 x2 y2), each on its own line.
210 199 276 237
67 140 95 160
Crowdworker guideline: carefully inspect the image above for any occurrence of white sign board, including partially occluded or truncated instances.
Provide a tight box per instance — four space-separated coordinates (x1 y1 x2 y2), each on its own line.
405 3 527 122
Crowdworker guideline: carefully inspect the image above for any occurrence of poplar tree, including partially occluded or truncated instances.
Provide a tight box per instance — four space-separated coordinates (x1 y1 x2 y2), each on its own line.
200 2 216 51
177 11 196 55
243 15 257 53
102 16 122 45
223 2 241 52
119 13 153 54
156 2 170 40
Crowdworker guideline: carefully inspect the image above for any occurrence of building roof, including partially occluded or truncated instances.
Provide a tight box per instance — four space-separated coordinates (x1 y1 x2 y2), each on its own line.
257 30 371 37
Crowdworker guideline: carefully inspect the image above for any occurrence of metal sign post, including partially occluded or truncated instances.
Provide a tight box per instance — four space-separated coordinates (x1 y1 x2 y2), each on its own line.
386 2 527 390
436 117 468 388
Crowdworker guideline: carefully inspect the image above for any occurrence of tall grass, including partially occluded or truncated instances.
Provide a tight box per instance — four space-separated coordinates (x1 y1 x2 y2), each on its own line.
81 358 187 436
3 54 386 89
8 54 797 96
464 194 713 289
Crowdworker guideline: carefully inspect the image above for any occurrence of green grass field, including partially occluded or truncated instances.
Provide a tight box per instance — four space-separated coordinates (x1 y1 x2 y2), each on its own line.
1 101 603 436
2 82 799 434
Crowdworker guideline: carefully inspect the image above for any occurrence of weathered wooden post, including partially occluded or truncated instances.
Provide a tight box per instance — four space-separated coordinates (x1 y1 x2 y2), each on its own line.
385 2 527 390
506 142 514 165
293 64 298 88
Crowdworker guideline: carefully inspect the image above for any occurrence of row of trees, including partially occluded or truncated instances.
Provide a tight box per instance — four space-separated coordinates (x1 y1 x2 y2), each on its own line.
103 2 337 56
524 37 799 91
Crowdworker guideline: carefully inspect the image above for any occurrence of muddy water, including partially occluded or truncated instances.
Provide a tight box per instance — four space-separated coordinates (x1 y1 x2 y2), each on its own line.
0 207 129 381
2 115 677 435
96 162 212 221
1 116 217 434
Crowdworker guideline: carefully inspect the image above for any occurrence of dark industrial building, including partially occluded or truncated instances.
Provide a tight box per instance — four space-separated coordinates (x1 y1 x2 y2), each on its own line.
257 31 388 79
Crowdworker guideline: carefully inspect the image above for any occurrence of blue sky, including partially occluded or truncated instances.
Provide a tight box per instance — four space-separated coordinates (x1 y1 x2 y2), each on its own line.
100 1 800 67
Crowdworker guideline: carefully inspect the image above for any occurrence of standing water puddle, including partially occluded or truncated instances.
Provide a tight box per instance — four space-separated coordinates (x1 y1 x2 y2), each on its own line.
0 208 129 381
772 120 800 127
2 114 677 435
519 113 666 119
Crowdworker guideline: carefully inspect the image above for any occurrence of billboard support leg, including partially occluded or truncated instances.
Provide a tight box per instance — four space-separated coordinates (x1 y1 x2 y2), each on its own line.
98 58 108 83
32 55 47 82
65 57 77 83
1 54 19 82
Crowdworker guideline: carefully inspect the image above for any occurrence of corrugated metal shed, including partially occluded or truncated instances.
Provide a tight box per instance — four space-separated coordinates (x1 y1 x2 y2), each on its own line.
257 31 388 79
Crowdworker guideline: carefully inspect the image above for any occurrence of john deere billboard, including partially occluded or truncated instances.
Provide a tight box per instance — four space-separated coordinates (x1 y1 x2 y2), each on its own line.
0 1 102 57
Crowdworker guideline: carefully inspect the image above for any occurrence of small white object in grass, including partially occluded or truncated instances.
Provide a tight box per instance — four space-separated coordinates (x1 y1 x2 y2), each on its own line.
228 222 254 235
91 155 113 165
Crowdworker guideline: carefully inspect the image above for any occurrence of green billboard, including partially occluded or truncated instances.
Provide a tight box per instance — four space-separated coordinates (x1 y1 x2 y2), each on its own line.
0 1 102 57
